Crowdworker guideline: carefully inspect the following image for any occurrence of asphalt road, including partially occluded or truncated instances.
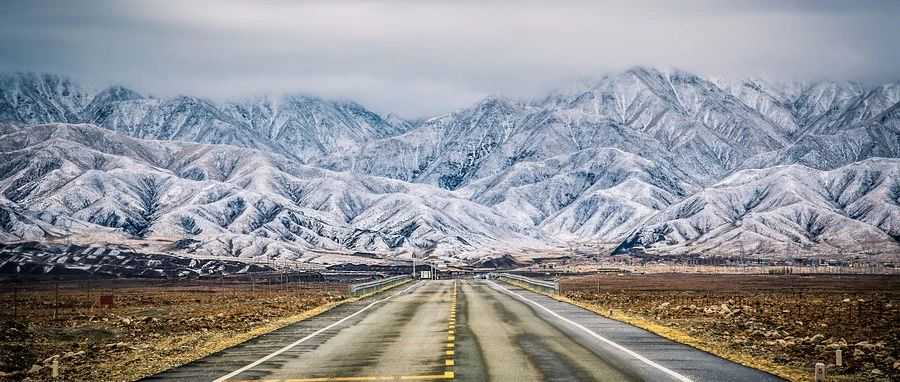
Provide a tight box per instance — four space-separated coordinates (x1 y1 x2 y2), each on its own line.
146 280 784 382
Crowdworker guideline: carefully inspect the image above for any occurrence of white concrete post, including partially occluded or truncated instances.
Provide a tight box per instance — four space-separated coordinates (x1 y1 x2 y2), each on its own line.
814 362 826 381
835 349 842 367
51 358 59 379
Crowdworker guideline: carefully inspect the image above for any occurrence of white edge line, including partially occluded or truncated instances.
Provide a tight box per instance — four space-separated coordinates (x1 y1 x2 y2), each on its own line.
488 281 693 382
212 280 426 382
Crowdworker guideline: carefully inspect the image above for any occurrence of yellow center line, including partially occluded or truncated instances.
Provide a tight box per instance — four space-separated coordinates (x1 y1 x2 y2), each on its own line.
445 282 457 379
252 371 456 382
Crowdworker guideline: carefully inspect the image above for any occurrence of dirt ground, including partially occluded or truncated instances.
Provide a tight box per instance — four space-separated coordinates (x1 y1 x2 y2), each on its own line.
562 273 900 382
0 279 347 381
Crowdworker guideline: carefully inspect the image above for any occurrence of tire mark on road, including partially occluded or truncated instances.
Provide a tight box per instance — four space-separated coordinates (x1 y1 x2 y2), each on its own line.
517 333 595 382
487 280 693 382
455 281 488 382
212 281 425 382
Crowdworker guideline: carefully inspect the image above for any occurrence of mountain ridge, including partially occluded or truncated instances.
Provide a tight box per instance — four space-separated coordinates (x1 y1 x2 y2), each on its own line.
2 69 899 265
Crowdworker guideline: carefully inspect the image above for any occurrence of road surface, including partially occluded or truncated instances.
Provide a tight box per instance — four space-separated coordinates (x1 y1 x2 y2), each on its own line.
146 280 783 382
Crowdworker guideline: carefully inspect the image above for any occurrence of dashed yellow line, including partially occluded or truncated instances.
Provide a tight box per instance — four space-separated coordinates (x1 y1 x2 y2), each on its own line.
445 280 457 379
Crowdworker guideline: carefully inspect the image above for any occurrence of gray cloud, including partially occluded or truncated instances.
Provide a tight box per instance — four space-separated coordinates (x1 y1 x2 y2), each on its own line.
2 0 899 117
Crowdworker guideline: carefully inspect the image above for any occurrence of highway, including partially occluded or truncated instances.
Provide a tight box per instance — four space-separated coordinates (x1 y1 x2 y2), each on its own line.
146 280 783 382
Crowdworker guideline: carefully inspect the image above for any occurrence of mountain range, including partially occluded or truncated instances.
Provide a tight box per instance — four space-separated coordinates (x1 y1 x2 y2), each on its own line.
1 68 899 266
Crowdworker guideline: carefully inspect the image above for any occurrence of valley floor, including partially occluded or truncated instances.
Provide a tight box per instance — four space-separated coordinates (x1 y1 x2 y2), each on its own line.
0 279 346 381
3 273 898 381
562 273 900 381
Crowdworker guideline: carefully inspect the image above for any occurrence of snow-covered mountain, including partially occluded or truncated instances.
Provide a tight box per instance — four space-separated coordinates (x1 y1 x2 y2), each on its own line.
0 123 545 264
1 68 899 265
0 73 412 161
616 159 900 258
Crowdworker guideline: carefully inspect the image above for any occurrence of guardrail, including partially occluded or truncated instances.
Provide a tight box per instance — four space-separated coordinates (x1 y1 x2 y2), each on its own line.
493 273 560 295
349 275 411 297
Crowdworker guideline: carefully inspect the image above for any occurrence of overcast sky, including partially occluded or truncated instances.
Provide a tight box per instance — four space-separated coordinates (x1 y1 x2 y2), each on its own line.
2 0 899 117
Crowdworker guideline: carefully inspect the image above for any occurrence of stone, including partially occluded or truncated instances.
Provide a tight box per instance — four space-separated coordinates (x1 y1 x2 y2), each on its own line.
62 350 85 359
855 341 880 351
775 339 795 348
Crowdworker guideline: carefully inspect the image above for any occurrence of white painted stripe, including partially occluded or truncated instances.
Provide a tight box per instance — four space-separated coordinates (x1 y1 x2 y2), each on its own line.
488 281 693 382
213 280 426 382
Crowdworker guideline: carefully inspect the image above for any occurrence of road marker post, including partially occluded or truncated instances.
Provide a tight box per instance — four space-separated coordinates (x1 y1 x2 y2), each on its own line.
815 362 826 381
51 358 59 379
835 349 842 367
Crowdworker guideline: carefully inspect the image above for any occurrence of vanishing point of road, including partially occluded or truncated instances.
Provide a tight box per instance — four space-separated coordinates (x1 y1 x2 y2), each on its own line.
146 280 783 382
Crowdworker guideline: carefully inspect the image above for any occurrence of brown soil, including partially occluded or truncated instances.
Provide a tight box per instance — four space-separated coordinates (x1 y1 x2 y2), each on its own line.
0 279 347 381
561 273 900 382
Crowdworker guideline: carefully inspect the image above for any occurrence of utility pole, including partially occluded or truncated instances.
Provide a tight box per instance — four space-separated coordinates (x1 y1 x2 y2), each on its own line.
54 282 59 321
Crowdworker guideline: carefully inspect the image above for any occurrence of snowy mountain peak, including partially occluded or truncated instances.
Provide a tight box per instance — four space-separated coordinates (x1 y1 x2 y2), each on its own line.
2 69 900 264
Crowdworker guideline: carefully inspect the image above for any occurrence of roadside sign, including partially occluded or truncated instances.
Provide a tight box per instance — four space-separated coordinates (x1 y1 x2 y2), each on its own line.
99 295 115 308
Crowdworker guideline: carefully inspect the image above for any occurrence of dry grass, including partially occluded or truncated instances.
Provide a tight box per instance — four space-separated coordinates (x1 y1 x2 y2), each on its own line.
561 273 900 382
0 280 348 381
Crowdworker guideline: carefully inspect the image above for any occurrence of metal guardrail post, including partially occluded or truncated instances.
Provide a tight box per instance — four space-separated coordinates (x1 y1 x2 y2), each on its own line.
493 273 560 295
349 275 411 297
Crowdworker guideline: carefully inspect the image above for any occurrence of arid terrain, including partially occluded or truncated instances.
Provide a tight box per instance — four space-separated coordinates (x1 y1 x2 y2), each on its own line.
2 271 899 382
0 278 347 381
562 273 900 382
